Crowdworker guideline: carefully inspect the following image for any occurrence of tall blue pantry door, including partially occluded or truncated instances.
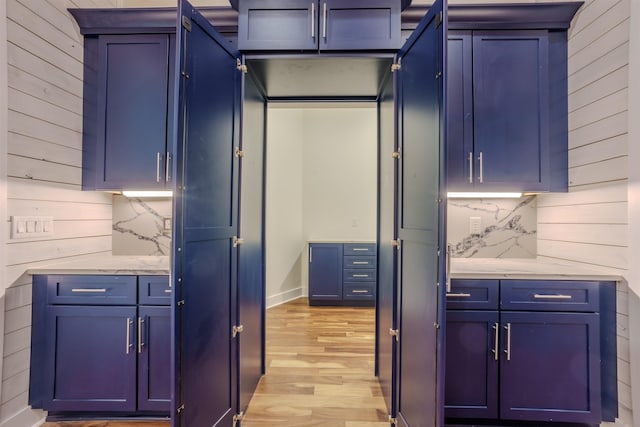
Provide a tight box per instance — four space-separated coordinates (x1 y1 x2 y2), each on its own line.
172 1 242 426
394 1 447 426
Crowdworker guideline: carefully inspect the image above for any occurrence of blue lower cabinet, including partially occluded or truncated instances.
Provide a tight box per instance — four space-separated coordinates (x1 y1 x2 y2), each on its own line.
44 305 138 412
309 242 376 306
138 305 171 412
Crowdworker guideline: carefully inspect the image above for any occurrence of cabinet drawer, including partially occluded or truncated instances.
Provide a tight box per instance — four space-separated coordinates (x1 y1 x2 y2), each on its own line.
344 243 376 256
343 269 376 282
138 275 171 305
501 280 600 312
447 279 499 310
46 275 136 305
343 283 375 300
343 256 376 269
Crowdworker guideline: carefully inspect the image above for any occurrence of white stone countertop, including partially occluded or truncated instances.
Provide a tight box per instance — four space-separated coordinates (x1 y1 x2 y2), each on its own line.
27 255 170 275
451 257 623 281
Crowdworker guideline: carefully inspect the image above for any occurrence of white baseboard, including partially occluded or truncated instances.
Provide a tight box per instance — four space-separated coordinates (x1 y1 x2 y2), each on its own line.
0 406 45 427
266 287 304 309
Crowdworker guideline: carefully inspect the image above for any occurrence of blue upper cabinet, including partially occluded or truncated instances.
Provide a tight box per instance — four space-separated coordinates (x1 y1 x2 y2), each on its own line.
82 34 175 190
446 29 569 193
237 0 401 52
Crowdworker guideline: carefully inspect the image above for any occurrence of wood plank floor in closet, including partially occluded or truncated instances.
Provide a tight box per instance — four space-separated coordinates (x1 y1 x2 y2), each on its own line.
44 298 387 427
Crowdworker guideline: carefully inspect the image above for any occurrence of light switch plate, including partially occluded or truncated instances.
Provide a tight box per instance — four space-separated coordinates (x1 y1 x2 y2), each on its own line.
11 216 54 239
469 216 482 235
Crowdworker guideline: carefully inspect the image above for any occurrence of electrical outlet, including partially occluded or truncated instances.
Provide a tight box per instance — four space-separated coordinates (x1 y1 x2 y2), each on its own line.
164 217 172 230
469 216 482 235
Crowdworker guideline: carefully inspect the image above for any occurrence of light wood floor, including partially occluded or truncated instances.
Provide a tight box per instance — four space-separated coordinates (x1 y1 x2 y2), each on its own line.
44 298 388 427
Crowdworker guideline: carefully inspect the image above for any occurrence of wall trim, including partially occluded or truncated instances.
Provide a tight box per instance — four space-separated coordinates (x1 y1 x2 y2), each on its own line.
266 287 304 309
0 406 45 427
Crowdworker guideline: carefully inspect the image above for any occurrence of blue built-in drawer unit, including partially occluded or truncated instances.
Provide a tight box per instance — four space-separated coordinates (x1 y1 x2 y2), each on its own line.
308 242 376 306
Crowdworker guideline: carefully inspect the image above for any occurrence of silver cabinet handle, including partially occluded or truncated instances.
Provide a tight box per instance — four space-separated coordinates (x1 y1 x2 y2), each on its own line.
138 317 145 353
322 2 327 39
353 274 369 278
493 323 499 361
534 294 572 300
164 289 172 293
352 248 369 252
352 290 369 294
446 293 471 298
309 247 313 263
71 288 106 293
446 244 452 293
125 318 133 355
165 152 171 182
311 2 315 38
352 261 369 265
156 152 162 182
478 151 484 183
468 152 473 183
504 323 511 361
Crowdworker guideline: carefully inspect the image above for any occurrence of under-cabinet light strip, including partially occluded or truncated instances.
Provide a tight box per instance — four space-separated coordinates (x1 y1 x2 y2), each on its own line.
447 192 522 199
122 191 173 198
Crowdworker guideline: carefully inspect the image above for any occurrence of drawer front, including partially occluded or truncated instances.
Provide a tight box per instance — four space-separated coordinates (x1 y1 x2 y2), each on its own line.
501 280 600 312
46 275 136 305
344 256 376 269
446 279 499 310
343 243 377 256
343 269 376 282
343 282 375 300
138 275 171 305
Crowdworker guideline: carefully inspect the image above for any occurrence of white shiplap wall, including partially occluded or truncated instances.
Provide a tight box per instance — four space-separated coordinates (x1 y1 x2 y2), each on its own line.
536 0 631 425
1 1 115 426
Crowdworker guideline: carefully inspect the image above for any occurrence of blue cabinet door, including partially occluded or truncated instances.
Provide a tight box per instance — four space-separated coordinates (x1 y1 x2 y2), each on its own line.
138 305 171 412
308 243 343 302
472 31 549 191
500 311 601 423
394 1 446 425
91 34 173 190
377 71 396 414
444 310 499 419
320 0 401 51
446 31 473 191
173 2 241 426
238 0 317 51
44 306 137 412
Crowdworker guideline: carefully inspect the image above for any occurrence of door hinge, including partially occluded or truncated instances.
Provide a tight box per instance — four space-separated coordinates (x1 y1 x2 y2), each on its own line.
389 415 398 425
182 16 192 32
181 70 190 79
391 58 402 72
389 328 400 342
235 147 245 158
436 71 442 79
232 324 244 338
233 236 244 247
232 412 245 427
237 58 248 73
391 239 401 250
435 11 443 28
177 300 185 306
434 322 440 329
391 151 401 159
177 403 185 414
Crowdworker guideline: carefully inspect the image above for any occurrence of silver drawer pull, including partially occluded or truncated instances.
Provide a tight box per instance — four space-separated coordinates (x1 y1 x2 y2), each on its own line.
446 293 471 298
533 294 572 300
352 248 369 252
352 274 369 278
351 290 369 294
164 289 172 293
352 261 369 265
71 288 107 293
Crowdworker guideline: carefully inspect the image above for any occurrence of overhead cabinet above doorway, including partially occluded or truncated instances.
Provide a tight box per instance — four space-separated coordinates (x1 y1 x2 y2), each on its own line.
237 0 402 51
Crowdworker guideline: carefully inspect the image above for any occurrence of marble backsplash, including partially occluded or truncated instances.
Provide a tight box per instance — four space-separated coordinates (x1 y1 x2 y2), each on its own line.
112 195 172 256
447 196 537 258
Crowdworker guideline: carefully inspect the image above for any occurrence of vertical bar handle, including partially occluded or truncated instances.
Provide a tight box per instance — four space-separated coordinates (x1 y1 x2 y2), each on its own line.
165 152 171 182
309 246 313 263
478 151 484 183
504 323 511 361
311 2 315 38
492 323 499 361
156 152 162 182
468 152 473 183
445 244 452 293
322 2 327 39
138 317 145 353
125 318 133 354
